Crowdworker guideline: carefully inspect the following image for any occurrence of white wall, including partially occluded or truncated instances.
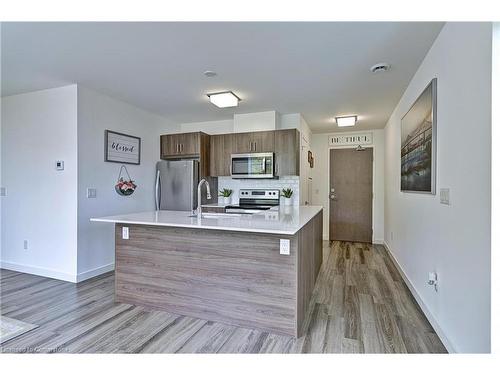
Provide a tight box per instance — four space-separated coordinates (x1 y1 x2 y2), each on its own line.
493 24 500 356
384 23 491 353
311 129 385 242
233 111 279 133
0 26 3 257
180 119 233 134
77 86 174 280
1 85 79 281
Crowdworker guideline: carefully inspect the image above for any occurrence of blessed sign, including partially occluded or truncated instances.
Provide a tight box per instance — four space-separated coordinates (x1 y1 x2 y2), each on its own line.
105 130 141 165
328 133 373 147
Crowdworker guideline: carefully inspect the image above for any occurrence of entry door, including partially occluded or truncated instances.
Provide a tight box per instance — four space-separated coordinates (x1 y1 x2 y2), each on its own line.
329 148 373 243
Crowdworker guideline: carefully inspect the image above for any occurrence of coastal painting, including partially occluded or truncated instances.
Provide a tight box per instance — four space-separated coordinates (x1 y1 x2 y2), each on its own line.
401 78 436 194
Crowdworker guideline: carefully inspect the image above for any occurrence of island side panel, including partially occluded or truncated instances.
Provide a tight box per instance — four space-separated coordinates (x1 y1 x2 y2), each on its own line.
114 224 298 336
296 209 323 336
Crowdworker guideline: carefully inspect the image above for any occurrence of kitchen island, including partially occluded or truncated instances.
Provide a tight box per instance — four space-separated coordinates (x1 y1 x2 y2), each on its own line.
91 206 323 337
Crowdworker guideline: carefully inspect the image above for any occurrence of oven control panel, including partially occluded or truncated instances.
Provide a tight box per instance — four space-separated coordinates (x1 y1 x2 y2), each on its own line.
239 189 280 199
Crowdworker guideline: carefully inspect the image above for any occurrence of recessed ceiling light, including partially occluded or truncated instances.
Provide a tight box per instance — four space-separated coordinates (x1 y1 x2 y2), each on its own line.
335 115 358 127
207 91 240 108
370 63 390 73
204 70 217 77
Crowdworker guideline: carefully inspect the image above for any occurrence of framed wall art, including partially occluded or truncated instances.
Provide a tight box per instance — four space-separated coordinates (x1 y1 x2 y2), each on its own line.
105 130 141 165
401 78 437 194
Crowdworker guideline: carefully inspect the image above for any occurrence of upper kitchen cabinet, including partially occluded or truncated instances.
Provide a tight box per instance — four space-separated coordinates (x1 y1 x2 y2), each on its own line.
160 132 210 176
161 132 201 157
210 133 233 177
274 129 300 176
233 131 275 154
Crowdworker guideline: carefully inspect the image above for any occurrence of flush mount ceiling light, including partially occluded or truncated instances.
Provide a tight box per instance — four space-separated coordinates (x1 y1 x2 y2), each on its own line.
207 91 240 108
204 70 217 77
335 115 358 127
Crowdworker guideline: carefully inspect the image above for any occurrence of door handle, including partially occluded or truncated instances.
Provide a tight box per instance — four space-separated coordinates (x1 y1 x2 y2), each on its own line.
155 170 161 210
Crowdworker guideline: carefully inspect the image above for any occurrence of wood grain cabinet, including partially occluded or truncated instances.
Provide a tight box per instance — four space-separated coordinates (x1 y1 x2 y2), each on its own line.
274 129 300 176
233 131 275 154
160 132 210 177
161 132 201 157
209 133 233 176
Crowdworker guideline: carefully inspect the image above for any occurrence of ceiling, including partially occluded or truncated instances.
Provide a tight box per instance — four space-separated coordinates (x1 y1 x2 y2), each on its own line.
1 22 443 133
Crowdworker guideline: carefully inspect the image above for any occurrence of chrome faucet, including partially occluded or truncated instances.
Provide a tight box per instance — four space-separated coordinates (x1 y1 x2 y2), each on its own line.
197 178 212 217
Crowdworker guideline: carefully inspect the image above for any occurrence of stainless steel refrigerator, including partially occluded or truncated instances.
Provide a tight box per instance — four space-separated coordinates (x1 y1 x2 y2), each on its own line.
155 160 199 211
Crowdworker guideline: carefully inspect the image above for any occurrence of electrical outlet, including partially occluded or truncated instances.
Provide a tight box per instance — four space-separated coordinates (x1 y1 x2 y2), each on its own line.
55 160 64 170
428 271 438 292
440 188 450 205
122 227 129 240
280 239 290 255
0 187 6 197
23 240 28 250
87 188 97 198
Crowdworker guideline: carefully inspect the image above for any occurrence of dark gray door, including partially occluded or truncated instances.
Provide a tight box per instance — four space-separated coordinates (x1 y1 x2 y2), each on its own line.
329 148 373 243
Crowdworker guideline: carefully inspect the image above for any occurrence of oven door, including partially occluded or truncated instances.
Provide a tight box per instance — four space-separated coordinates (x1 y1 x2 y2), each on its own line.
231 153 274 178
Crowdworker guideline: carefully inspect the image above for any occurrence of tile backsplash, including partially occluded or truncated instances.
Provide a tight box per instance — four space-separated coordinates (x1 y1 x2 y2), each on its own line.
217 176 300 206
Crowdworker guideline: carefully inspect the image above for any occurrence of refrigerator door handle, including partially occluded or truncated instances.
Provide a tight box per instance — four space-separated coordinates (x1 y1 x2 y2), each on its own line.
155 169 161 210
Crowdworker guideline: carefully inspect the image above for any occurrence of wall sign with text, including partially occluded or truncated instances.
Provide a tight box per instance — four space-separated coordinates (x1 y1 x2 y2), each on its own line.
105 130 141 165
328 133 373 147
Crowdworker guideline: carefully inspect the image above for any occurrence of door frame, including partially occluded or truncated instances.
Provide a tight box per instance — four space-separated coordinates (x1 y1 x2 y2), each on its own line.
327 144 376 243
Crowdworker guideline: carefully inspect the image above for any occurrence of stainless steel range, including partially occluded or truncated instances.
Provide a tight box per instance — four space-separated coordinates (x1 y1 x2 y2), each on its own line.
225 189 280 214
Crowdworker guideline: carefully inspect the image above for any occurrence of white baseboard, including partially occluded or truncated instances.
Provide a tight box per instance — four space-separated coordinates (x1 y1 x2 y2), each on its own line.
76 263 115 283
0 261 77 283
1 260 115 284
382 241 456 353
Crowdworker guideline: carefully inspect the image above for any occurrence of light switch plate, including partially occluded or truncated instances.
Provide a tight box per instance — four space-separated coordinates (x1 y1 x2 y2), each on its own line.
280 239 290 255
122 227 129 240
439 188 450 205
87 188 97 198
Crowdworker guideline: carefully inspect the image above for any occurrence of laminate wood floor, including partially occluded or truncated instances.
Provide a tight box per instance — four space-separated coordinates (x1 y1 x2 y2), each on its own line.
0 241 446 354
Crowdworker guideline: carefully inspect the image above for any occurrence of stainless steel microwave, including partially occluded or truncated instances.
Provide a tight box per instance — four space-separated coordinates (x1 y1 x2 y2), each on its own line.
231 153 274 179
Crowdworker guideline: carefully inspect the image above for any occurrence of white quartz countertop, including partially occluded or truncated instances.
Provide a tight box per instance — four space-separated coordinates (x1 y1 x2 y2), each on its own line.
91 205 323 235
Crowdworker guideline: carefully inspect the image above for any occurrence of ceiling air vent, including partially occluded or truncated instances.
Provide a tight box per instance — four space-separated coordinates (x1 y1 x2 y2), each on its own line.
370 63 390 73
